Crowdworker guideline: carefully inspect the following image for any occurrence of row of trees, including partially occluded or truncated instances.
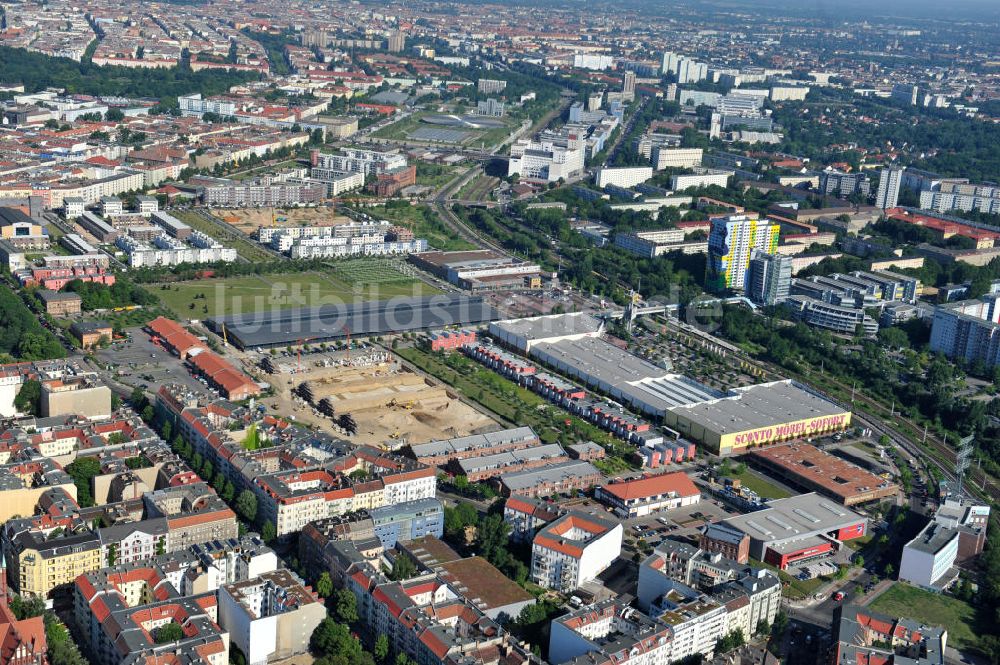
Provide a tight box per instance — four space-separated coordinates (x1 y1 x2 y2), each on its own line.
0 282 65 361
0 44 258 101
60 276 159 311
8 594 87 665
148 389 279 543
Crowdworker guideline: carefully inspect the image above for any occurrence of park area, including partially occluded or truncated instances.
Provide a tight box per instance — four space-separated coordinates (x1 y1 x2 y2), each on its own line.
147 263 440 318
869 583 979 649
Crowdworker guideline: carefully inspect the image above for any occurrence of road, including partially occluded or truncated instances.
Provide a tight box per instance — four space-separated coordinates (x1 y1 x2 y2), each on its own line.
603 96 649 166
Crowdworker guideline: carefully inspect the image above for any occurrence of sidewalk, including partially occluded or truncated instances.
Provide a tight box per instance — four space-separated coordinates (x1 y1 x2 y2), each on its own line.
855 579 893 606
785 568 866 609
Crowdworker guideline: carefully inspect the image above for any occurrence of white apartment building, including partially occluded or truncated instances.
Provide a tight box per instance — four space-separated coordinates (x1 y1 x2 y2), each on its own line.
652 147 703 170
314 147 407 176
574 54 614 70
875 167 903 210
257 221 390 245
656 594 727 662
549 601 673 665
478 79 508 94
273 232 427 259
219 570 327 665
308 168 366 196
769 86 810 101
531 512 622 591
614 229 686 258
670 169 733 190
115 234 237 267
202 181 327 207
508 136 585 182
178 93 237 117
256 460 437 538
638 540 781 653
920 189 1000 215
929 295 1000 368
595 166 653 189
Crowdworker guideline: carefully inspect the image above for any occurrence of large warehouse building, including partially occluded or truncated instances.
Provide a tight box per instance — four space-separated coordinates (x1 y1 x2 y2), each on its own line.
207 295 498 349
663 381 851 456
489 312 604 352
490 314 724 417
489 314 851 454
718 493 868 569
748 443 898 506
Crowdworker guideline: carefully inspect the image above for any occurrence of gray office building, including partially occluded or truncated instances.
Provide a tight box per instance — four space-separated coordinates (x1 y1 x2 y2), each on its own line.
747 251 792 306
875 167 903 210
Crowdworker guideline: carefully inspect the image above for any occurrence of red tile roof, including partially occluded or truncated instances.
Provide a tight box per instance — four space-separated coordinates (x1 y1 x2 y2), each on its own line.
599 471 699 502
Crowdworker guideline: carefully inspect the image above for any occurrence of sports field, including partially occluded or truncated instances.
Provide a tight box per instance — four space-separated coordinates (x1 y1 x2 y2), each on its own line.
150 266 440 318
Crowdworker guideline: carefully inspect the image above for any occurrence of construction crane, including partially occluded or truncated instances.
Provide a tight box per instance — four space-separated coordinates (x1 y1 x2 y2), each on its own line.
343 324 351 361
220 322 229 347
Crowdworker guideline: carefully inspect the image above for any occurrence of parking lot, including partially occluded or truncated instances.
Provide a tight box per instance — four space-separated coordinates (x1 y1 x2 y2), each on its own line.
94 326 211 397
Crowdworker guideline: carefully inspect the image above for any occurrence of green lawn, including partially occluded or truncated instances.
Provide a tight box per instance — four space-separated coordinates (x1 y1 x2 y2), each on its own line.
415 162 464 189
396 346 633 456
148 268 439 318
869 583 978 649
726 470 792 500
360 203 476 251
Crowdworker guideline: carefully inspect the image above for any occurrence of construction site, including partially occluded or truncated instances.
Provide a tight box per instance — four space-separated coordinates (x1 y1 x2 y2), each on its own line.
210 207 354 235
259 346 497 448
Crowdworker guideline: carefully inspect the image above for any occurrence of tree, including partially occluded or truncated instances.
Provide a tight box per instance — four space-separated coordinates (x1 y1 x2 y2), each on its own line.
878 326 910 350
154 621 184 643
105 108 125 122
716 629 746 654
772 611 788 637
161 420 172 442
130 386 146 405
14 379 41 415
311 618 363 660
9 595 45 620
261 521 276 543
64 456 102 507
374 633 389 663
335 587 358 623
390 554 417 581
236 490 257 523
474 514 511 566
315 572 333 598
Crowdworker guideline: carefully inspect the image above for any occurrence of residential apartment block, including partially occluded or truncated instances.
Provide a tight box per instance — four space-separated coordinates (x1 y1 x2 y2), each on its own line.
707 214 780 292
531 511 622 591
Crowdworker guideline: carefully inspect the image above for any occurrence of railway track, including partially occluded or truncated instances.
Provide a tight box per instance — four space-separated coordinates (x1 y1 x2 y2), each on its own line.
655 315 994 503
